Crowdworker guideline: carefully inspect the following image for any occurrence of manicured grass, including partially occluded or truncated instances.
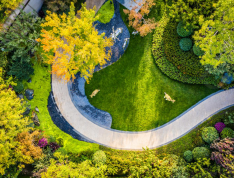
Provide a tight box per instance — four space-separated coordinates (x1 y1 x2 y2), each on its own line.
85 3 218 131
25 64 99 154
96 0 114 24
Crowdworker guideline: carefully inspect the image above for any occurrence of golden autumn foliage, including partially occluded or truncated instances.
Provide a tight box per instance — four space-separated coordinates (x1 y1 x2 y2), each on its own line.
37 3 113 82
16 131 43 164
0 0 23 25
123 0 157 37
0 68 32 175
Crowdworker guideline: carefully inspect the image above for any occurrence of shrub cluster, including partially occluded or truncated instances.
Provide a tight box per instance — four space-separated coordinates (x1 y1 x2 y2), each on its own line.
202 127 219 144
152 16 217 85
162 21 206 77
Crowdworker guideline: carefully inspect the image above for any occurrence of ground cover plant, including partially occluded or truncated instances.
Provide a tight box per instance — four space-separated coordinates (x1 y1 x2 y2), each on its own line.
85 1 218 131
96 0 114 24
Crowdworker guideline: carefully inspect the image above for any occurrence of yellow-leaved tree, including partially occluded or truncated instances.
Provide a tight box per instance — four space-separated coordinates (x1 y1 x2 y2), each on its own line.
0 68 31 176
37 3 113 82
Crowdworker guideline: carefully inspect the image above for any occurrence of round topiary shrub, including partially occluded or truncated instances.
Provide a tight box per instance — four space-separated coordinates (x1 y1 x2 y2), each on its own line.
214 122 226 133
193 44 204 56
221 127 234 139
183 150 193 162
92 150 106 165
192 147 210 161
177 21 193 37
179 38 192 51
203 127 219 142
202 127 219 144
13 82 24 93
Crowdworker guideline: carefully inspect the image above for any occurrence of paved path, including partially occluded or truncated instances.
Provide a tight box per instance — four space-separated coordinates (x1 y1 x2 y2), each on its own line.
52 74 234 150
51 0 234 150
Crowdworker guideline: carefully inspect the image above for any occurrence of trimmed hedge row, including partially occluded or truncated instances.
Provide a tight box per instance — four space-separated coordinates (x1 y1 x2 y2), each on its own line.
152 16 217 85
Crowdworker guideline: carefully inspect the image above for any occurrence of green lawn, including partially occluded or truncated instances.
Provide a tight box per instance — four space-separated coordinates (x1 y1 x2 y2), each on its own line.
85 4 218 132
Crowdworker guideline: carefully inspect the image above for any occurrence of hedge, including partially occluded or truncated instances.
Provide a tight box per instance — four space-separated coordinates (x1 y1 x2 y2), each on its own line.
152 16 217 85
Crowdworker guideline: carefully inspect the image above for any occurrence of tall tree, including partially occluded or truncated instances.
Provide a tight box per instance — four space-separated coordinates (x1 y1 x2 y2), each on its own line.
37 3 113 82
193 0 234 79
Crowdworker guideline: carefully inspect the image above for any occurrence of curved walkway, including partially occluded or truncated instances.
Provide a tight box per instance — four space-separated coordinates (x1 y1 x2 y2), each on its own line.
51 0 234 150
52 73 234 150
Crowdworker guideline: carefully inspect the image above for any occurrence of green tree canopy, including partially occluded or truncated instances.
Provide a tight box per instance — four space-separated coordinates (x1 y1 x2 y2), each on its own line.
193 0 234 79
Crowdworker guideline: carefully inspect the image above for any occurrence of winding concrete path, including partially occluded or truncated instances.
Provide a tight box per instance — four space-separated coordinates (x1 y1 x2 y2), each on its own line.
51 0 234 150
52 74 234 150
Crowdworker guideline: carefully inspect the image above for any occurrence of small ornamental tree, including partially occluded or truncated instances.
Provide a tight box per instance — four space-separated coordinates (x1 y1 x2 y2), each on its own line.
123 0 158 37
37 3 113 82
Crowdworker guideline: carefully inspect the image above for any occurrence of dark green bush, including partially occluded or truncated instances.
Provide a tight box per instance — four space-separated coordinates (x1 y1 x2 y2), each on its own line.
177 21 193 37
193 44 204 56
7 60 34 81
0 11 43 64
92 150 106 165
183 150 193 162
152 17 217 85
202 127 219 144
179 38 192 52
221 127 234 139
192 147 210 161
13 82 24 93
